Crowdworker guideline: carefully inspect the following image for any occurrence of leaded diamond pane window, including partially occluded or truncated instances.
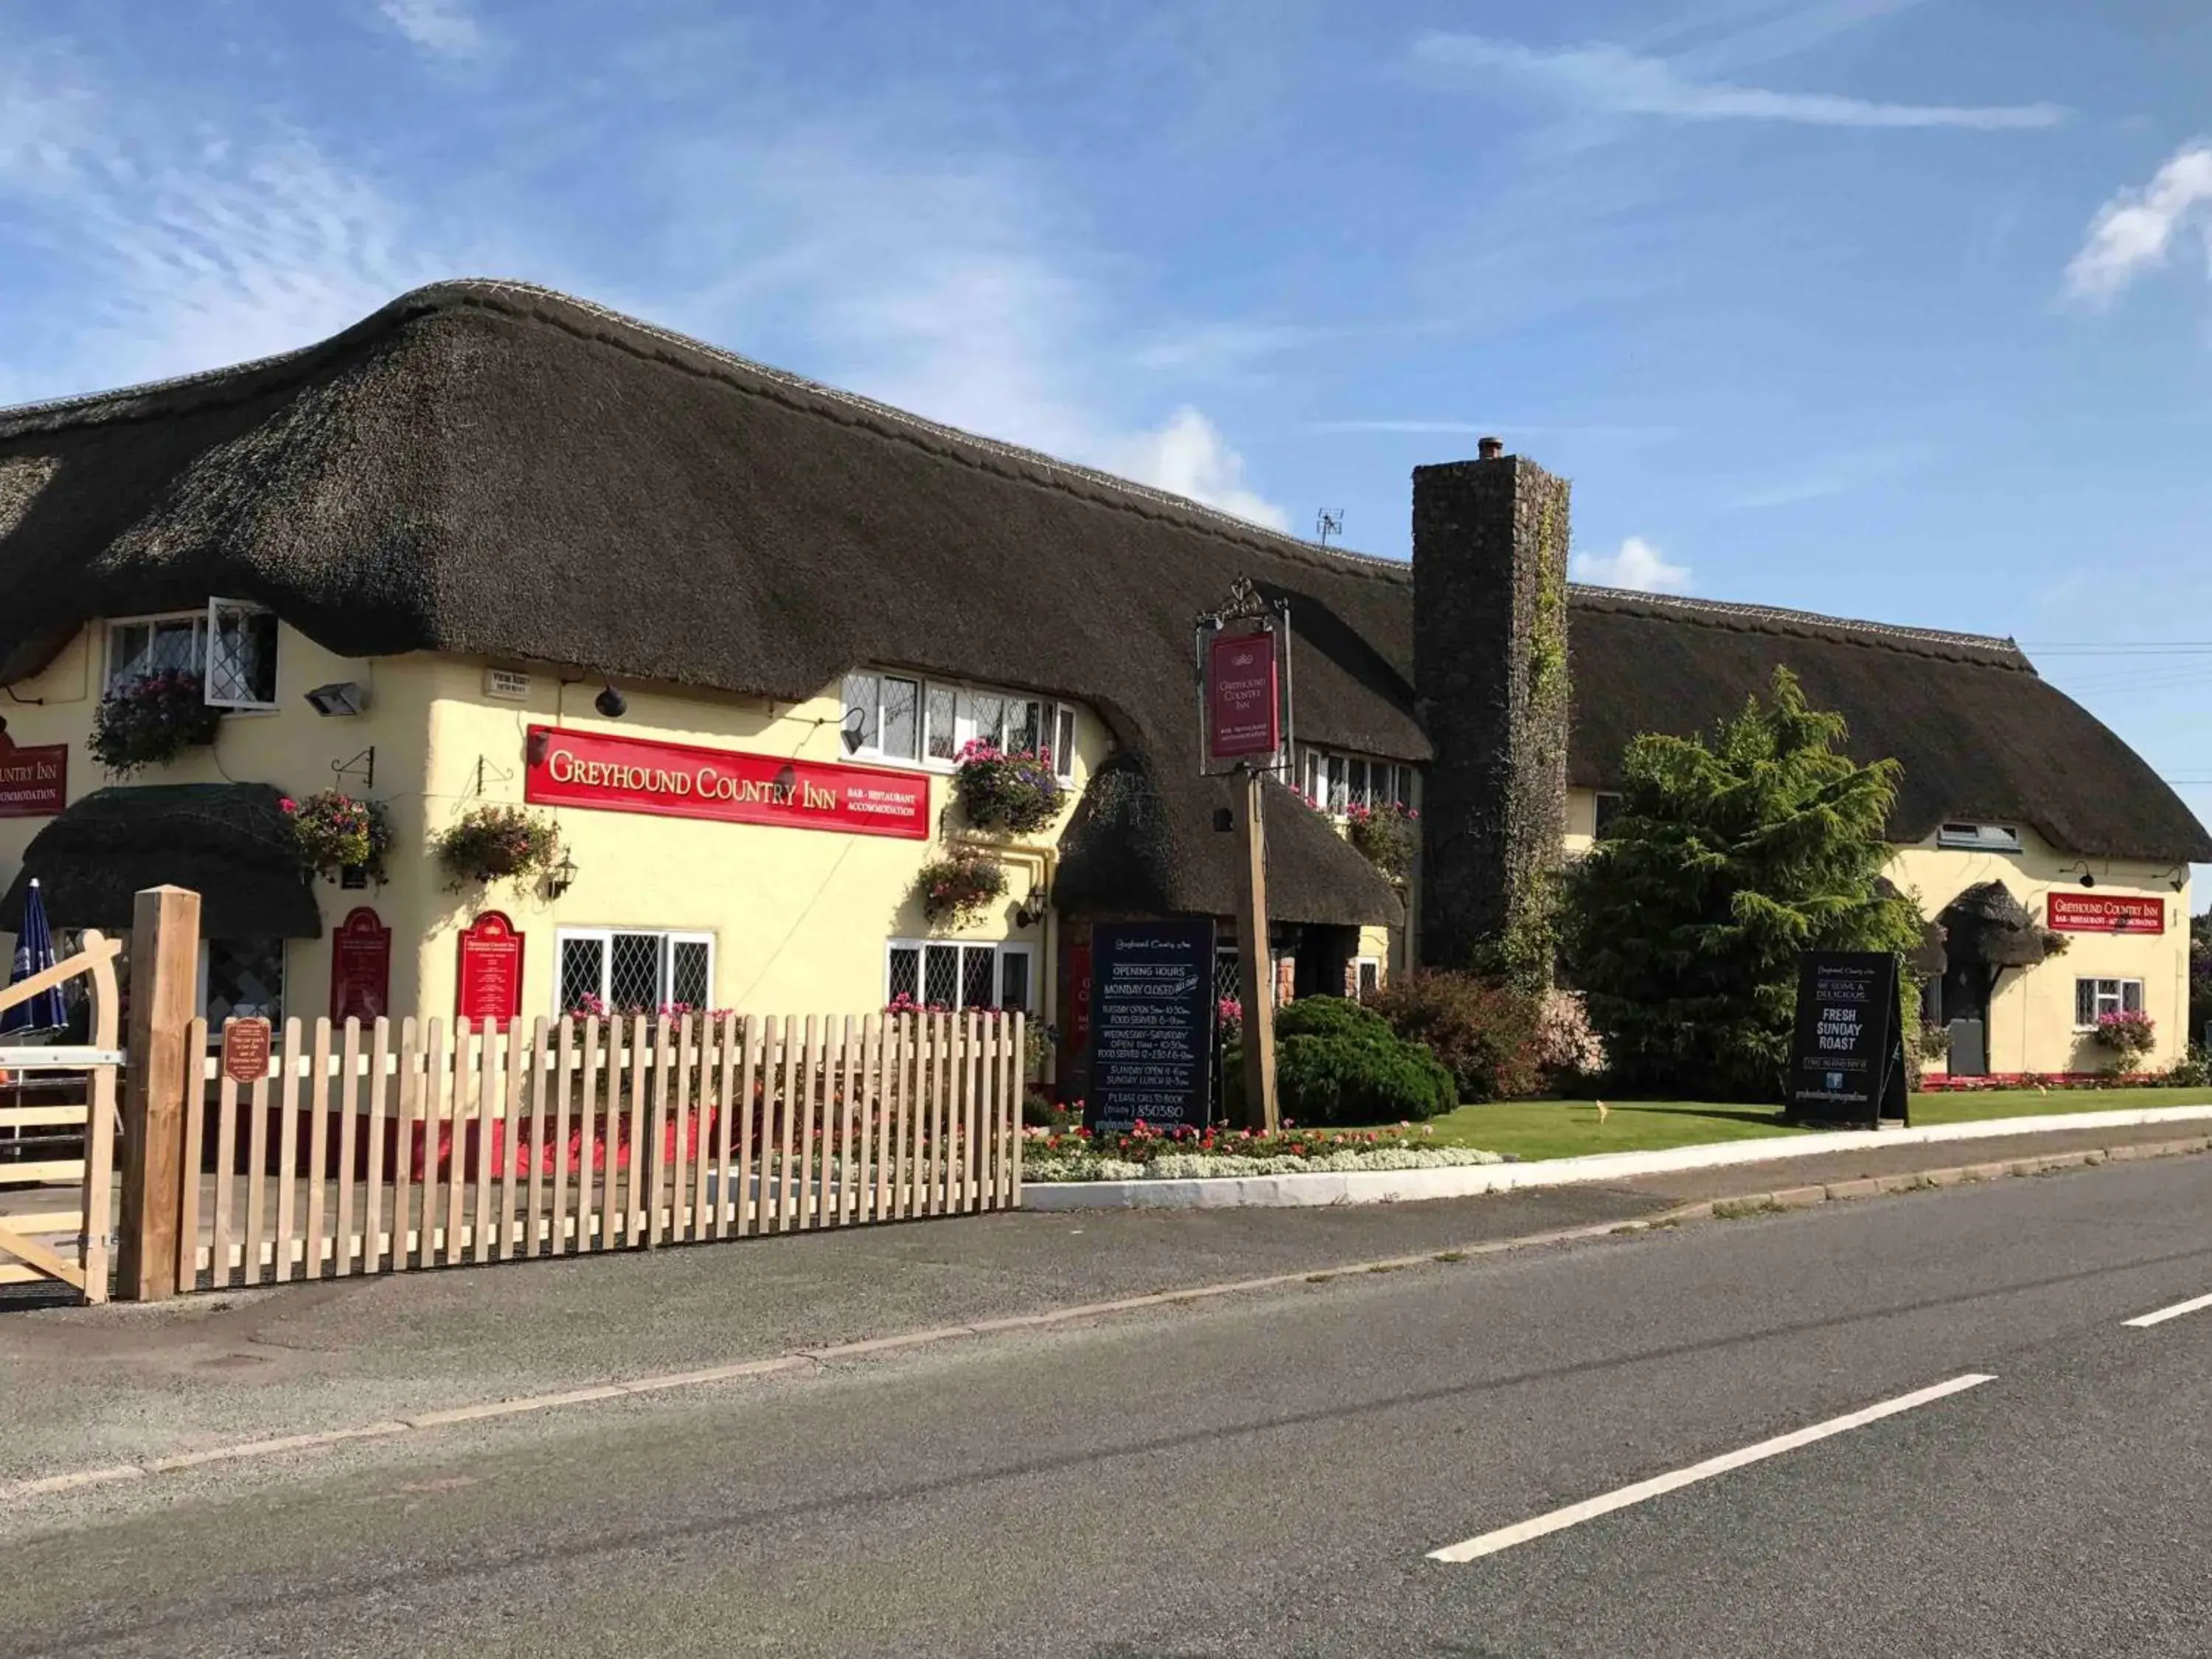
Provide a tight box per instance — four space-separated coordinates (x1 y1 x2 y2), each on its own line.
554 929 717 1016
204 939 284 1028
560 936 605 1015
669 939 712 1009
609 933 663 1011
922 944 961 1008
205 600 278 708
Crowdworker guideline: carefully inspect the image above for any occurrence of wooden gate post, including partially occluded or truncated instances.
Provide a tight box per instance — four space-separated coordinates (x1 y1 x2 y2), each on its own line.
117 886 201 1301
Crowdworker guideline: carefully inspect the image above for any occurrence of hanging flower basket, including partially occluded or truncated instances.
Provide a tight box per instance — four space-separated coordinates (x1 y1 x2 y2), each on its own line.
953 740 1065 835
915 851 1007 928
1345 800 1418 883
87 671 221 776
434 804 562 888
283 789 394 881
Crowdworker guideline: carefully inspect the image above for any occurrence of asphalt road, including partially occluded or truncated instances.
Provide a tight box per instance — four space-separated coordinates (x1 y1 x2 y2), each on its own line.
3 1157 2209 1657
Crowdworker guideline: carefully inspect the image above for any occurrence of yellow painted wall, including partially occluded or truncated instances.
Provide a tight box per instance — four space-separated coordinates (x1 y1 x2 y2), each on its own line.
1565 786 2194 1074
1888 827 2191 1074
410 661 1106 1032
0 619 437 1023
0 623 1106 1050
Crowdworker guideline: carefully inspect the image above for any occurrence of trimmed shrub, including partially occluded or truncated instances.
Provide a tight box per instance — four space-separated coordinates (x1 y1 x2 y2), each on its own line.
1223 996 1457 1125
1368 971 1543 1103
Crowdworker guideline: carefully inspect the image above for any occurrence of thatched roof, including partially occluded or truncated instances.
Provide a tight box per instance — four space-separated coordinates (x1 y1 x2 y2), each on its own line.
0 278 2200 930
1567 591 2210 863
0 785 322 938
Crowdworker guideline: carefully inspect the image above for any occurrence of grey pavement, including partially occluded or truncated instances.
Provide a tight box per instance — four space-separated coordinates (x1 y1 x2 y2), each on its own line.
0 1152 2208 1655
0 1119 2202 1483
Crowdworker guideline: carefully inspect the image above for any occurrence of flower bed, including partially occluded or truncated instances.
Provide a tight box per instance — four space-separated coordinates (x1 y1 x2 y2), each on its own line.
1919 1071 2166 1093
1022 1120 1504 1182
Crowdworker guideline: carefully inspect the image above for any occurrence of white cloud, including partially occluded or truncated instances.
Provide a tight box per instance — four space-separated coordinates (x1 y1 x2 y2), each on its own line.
1414 33 2065 131
1112 408 1292 531
1570 535 1693 593
0 61 456 403
376 0 486 59
2064 141 2212 307
656 145 1291 530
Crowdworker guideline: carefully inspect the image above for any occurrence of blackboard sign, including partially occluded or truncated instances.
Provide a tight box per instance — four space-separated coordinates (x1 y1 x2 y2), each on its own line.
1084 919 1216 1133
1787 950 1908 1128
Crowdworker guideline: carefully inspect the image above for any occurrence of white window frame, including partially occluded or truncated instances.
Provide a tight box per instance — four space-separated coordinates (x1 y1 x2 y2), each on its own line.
1353 956 1382 1002
554 927 717 1015
1937 822 2023 854
844 669 1081 780
1593 791 1625 840
1301 747 1416 820
105 609 208 695
884 938 1036 1012
204 597 279 711
2073 977 2145 1030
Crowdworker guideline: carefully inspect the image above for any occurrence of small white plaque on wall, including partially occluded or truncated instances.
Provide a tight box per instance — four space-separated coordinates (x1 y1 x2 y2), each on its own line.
484 668 532 701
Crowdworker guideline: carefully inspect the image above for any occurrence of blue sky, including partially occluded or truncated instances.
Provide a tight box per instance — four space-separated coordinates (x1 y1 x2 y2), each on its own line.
3 0 2209 841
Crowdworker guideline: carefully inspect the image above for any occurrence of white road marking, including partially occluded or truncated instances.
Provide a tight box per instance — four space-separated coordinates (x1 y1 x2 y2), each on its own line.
1427 1372 1997 1564
2124 1291 2212 1329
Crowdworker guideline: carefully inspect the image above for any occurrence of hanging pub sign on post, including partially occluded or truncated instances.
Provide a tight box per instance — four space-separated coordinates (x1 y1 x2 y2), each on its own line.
1786 950 1909 1130
1196 576 1293 1133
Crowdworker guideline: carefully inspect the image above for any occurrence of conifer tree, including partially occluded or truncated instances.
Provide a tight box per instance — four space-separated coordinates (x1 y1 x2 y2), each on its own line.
1562 667 1920 1099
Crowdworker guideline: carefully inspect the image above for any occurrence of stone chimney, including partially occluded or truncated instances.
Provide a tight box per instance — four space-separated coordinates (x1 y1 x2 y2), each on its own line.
1411 442 1571 985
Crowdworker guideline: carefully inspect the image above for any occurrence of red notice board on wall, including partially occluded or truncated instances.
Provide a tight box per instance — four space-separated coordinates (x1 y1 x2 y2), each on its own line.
456 911 525 1031
330 906 393 1023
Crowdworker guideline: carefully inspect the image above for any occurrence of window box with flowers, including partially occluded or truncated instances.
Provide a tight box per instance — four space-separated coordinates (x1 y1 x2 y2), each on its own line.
87 671 223 776
952 739 1065 835
435 804 562 888
914 851 1007 928
284 790 394 883
1345 800 1418 884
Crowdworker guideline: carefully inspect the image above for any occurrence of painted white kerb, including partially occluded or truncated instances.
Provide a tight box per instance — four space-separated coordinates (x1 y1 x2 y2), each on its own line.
1021 1104 2212 1211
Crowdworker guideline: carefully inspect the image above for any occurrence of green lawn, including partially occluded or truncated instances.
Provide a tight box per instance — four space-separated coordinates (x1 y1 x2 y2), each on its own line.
1393 1088 2212 1164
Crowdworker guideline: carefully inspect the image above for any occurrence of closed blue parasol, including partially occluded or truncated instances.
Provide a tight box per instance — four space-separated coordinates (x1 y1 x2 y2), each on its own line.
1 877 66 1035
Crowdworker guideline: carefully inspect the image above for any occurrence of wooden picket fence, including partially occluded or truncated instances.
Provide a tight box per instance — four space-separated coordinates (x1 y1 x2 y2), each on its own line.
180 1010 1023 1290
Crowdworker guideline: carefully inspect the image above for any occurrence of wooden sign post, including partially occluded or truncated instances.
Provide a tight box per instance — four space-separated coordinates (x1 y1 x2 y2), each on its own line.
1199 579 1291 1133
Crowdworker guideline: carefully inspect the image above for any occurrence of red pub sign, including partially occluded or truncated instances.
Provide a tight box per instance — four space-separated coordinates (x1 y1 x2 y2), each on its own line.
524 725 928 839
2047 891 2166 935
456 911 524 1031
0 740 66 819
1205 627 1281 763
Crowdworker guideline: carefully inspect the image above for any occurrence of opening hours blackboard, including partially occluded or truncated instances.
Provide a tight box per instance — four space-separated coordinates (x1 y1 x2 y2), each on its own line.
1084 919 1216 1133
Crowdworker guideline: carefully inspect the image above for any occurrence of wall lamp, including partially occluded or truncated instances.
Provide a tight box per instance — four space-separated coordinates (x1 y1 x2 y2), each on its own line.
1015 882 1050 928
305 681 369 717
840 706 867 754
594 679 627 720
546 852 579 900
2059 861 2097 889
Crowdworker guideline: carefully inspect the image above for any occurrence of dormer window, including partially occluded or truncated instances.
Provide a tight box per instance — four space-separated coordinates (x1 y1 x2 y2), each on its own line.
1937 822 2022 854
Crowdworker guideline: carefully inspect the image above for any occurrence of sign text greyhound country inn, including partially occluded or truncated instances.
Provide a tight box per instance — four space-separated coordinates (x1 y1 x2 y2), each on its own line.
525 726 930 839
